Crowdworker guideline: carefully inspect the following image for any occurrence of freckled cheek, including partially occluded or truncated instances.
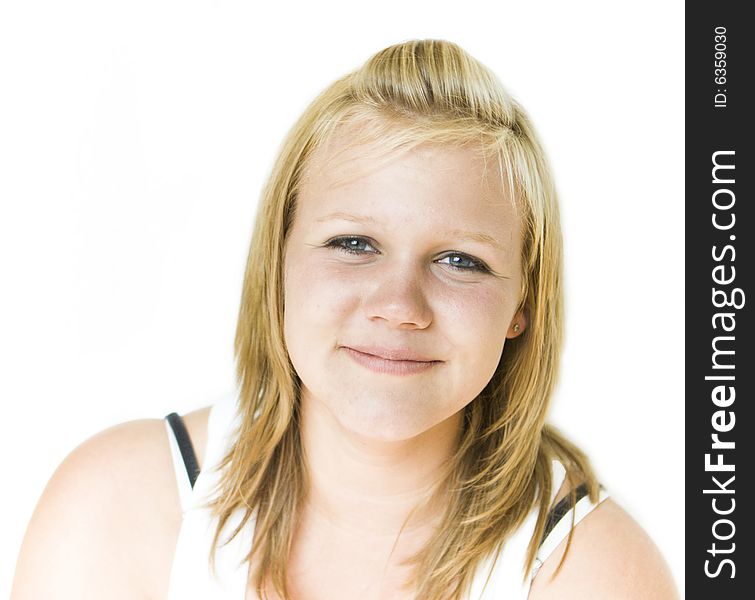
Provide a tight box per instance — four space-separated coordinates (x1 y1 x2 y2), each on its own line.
284 256 363 327
437 285 511 359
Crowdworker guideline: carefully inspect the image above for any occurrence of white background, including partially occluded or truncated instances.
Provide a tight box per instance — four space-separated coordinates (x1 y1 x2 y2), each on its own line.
0 1 684 596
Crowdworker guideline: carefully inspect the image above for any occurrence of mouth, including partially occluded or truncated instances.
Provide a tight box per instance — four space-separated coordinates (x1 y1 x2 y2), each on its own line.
341 345 442 376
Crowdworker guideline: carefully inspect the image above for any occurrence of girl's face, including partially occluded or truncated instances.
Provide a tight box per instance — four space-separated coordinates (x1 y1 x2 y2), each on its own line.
283 131 525 442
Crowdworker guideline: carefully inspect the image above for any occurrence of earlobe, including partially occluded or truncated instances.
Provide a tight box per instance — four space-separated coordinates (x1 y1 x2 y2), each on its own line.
506 309 527 339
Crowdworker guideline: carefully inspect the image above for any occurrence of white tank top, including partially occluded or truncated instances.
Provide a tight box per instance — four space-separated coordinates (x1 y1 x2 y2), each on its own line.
165 393 608 599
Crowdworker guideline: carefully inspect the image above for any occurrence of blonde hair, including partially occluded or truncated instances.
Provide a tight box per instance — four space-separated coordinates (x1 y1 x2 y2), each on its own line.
211 39 599 599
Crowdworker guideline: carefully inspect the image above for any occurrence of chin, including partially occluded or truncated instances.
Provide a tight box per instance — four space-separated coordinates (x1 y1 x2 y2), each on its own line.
346 419 425 443
332 395 452 443
299 376 464 443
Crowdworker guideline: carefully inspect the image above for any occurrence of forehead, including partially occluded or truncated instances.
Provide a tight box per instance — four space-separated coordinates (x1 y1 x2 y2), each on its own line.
298 125 521 240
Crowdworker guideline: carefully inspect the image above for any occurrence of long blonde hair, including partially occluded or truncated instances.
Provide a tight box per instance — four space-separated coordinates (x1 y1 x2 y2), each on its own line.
211 39 598 599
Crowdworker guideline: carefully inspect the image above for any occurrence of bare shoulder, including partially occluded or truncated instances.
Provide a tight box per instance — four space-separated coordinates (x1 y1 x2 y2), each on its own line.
11 407 211 600
528 498 679 600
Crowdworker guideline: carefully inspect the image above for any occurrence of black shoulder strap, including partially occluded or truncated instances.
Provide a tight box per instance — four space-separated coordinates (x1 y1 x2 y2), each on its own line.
540 483 589 545
165 412 200 489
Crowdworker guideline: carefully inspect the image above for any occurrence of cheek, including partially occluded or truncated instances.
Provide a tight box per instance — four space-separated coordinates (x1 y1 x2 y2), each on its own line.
439 284 511 374
442 283 511 335
283 253 360 350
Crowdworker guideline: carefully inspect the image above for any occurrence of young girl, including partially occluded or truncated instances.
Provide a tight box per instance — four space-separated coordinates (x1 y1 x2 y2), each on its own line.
12 39 677 599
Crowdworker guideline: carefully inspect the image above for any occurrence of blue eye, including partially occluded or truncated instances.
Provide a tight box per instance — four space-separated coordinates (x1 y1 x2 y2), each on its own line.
325 236 378 255
324 238 490 274
437 253 490 273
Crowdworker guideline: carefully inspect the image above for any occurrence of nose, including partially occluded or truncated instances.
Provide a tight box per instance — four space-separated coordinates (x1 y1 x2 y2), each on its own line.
362 262 433 330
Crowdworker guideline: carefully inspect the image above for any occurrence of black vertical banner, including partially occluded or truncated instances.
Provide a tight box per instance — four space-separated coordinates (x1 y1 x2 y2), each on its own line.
687 3 753 598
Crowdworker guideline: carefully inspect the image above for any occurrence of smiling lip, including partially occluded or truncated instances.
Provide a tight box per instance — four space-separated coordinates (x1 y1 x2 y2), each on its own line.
341 345 442 376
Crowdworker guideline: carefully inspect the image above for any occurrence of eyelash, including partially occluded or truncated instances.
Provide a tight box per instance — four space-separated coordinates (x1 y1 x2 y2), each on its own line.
323 236 491 274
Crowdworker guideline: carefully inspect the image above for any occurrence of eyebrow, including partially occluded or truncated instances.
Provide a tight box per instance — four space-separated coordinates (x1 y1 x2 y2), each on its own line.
315 211 376 225
444 229 505 251
315 212 505 251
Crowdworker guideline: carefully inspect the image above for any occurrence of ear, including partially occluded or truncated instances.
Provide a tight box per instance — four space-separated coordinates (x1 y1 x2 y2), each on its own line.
506 308 528 339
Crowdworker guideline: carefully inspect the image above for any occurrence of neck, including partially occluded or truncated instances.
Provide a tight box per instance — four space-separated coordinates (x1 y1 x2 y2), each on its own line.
298 390 461 537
